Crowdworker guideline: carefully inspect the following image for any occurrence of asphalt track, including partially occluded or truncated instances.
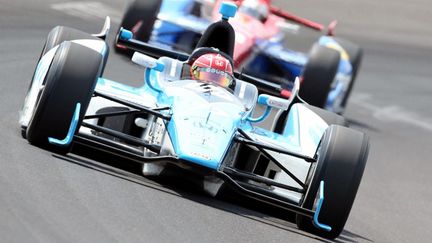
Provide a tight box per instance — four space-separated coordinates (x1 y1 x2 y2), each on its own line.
1 0 432 242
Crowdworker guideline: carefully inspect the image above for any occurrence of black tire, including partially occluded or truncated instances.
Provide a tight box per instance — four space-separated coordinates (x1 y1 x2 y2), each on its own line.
305 104 348 127
26 42 103 153
22 27 105 140
334 37 363 108
114 0 162 53
41 26 100 56
43 26 108 74
299 44 340 108
296 125 369 239
29 26 100 90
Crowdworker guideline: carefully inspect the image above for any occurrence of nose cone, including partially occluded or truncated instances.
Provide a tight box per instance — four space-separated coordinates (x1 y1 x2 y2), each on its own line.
164 81 245 169
168 106 239 169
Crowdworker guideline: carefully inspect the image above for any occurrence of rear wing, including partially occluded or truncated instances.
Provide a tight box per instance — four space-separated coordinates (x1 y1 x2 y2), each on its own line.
116 28 292 98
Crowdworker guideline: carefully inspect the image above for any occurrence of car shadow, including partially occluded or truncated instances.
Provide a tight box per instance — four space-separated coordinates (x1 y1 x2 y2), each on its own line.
337 230 374 243
52 144 372 243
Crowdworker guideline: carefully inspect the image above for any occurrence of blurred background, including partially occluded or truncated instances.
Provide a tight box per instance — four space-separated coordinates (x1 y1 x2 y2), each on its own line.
0 0 431 242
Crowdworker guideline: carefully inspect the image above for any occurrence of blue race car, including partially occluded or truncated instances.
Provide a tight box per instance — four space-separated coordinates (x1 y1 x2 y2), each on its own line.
115 0 363 114
20 4 368 239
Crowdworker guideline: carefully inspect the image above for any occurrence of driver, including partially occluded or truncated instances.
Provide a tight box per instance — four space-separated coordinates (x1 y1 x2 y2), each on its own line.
189 52 235 91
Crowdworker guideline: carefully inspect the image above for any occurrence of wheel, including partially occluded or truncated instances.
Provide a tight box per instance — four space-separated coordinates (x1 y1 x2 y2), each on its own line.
334 37 363 108
27 26 104 98
21 27 106 139
42 26 108 74
114 0 162 53
41 26 100 56
296 125 369 239
299 43 340 108
305 104 347 127
26 41 103 153
28 26 101 90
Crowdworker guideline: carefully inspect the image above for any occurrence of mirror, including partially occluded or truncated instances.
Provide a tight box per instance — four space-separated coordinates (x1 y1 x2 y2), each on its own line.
132 52 165 72
257 76 300 110
258 94 290 111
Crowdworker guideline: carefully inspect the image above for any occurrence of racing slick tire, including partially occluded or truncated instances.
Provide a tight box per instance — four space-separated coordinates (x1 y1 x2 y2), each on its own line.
41 26 100 56
305 105 348 127
114 0 162 54
296 125 369 239
22 27 106 139
42 26 108 74
299 44 340 108
25 41 103 153
334 37 363 108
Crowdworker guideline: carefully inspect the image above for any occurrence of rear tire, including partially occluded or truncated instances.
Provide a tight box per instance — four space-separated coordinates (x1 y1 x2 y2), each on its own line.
296 125 369 239
26 42 103 153
114 0 162 54
299 44 340 108
334 38 363 108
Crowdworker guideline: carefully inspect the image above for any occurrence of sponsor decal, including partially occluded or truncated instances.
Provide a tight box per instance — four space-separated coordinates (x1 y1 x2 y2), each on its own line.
191 151 211 160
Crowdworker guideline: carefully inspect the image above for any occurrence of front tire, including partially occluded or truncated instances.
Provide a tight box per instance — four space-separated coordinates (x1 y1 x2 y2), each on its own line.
26 42 103 153
296 125 369 239
41 26 101 56
299 44 340 108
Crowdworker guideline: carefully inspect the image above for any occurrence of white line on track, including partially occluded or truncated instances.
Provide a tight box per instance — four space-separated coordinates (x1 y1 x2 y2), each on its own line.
51 2 121 23
351 93 432 132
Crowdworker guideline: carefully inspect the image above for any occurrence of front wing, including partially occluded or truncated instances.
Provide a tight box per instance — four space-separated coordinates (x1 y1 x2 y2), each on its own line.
54 87 330 231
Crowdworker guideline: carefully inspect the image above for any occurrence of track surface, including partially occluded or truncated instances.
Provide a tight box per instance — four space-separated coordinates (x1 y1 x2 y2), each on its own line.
1 0 432 242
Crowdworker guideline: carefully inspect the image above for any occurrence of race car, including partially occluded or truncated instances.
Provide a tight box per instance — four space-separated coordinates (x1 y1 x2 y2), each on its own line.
20 3 368 239
115 0 363 114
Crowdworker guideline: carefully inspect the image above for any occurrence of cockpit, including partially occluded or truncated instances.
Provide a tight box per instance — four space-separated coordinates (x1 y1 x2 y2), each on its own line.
154 55 258 112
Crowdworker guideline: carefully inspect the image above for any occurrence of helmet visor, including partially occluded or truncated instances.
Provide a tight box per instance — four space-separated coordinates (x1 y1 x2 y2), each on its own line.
192 67 234 89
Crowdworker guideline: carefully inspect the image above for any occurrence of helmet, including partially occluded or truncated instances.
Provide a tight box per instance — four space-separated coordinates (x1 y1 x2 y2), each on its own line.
190 52 235 90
